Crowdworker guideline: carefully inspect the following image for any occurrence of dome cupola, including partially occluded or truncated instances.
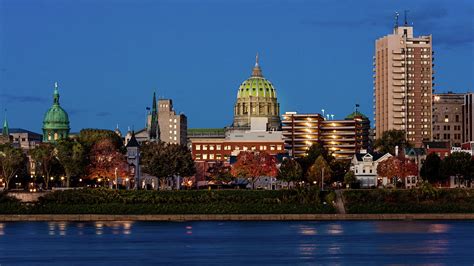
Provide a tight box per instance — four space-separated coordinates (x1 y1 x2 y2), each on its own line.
42 82 70 142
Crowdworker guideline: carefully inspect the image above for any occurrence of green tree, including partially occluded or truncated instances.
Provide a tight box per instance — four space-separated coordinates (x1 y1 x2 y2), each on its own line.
56 139 85 187
442 152 473 186
141 142 196 189
297 142 333 178
0 144 27 190
277 158 303 185
420 153 443 184
30 143 58 189
307 155 332 187
344 170 358 188
78 129 124 151
330 159 350 183
374 130 410 154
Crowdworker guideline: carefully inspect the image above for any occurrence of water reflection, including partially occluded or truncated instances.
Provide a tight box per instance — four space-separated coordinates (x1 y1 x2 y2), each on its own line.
46 221 134 236
327 224 343 235
0 223 4 236
375 221 450 234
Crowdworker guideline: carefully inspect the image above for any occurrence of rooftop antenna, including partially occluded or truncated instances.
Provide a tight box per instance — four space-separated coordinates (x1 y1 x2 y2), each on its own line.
404 10 409 26
394 12 400 28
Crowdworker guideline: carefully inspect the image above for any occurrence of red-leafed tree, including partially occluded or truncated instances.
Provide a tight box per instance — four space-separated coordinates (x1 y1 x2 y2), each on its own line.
231 151 278 189
377 157 419 187
87 139 128 185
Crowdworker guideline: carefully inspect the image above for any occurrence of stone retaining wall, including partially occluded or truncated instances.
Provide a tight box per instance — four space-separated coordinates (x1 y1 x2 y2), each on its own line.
1 213 473 222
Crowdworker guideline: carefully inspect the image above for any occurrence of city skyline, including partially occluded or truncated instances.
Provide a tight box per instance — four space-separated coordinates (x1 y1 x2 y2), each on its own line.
1 0 473 133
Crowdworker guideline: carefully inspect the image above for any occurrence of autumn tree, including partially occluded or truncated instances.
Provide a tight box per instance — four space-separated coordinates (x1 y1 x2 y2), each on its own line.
141 142 196 189
420 153 443 184
307 155 332 187
88 139 128 185
0 144 27 190
231 151 278 189
374 130 411 154
377 157 418 187
207 161 233 184
56 139 85 187
30 143 58 189
277 157 303 185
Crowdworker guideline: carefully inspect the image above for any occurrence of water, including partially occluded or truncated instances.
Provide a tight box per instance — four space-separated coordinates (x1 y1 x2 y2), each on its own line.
0 221 473 265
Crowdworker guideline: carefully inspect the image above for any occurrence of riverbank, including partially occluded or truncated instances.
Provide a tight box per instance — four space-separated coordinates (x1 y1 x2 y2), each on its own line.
1 213 474 221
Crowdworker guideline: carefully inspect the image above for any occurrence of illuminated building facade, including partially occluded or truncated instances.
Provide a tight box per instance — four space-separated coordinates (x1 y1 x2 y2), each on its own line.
282 111 370 159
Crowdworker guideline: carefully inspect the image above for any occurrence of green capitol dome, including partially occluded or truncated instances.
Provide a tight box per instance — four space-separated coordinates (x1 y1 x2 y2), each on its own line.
42 82 70 142
233 54 281 130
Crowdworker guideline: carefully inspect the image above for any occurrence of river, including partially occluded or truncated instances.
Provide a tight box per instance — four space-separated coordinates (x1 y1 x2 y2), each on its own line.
0 221 472 265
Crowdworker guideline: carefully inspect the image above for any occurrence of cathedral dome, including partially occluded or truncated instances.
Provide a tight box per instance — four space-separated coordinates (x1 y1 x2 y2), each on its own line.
42 82 70 142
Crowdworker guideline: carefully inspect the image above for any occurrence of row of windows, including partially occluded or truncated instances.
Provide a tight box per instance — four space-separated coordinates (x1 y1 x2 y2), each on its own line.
195 154 229 160
195 144 283 152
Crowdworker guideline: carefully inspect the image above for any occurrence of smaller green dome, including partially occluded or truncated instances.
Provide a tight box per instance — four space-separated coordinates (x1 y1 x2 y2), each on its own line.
42 83 70 131
345 110 368 120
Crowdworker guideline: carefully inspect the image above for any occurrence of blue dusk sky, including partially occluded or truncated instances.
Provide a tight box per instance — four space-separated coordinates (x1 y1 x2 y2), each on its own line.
0 0 473 134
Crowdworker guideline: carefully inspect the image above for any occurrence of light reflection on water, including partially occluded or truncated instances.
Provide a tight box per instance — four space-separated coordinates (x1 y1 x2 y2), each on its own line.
0 221 472 265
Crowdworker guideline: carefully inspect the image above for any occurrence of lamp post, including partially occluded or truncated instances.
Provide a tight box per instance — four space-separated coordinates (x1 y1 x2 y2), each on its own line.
115 167 118 190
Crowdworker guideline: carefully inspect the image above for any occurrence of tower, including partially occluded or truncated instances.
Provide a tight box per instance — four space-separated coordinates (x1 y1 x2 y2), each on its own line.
146 92 160 141
233 54 281 130
42 82 70 142
374 17 433 147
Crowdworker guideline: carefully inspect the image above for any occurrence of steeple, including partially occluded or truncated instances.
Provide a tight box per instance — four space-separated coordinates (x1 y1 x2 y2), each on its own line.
53 82 60 105
2 110 9 137
251 53 263 77
147 91 159 140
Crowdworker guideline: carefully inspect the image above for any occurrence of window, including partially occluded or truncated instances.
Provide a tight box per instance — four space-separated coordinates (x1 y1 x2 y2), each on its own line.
277 145 282 150
195 145 201 151
270 145 276 151
209 154 215 160
203 145 208 150
216 154 222 160
216 145 221 150
195 154 201 160
202 154 208 160
209 145 214 151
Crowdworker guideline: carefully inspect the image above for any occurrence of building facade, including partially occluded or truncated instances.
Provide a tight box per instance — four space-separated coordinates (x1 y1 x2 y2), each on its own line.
157 99 187 145
432 92 465 146
233 55 280 130
281 111 370 160
42 82 70 142
350 151 392 188
374 23 433 147
463 93 474 143
190 128 285 163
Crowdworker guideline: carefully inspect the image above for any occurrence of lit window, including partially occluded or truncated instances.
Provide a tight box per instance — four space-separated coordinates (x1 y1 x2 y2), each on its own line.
210 145 215 151
203 145 208 150
209 154 215 160
216 145 221 150
203 154 208 160
196 145 201 151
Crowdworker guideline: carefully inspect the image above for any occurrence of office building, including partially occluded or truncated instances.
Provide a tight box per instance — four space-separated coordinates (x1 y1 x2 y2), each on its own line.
432 92 464 146
463 93 474 142
374 21 433 147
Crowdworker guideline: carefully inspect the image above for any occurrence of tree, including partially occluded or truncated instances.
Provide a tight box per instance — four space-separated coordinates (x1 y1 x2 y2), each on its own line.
277 158 303 185
141 142 196 189
56 139 85 187
207 161 233 184
307 155 332 187
420 153 443 184
231 151 278 189
374 130 410 154
88 139 128 185
330 159 350 183
0 144 27 190
344 170 358 188
78 128 124 151
377 157 418 187
30 143 58 189
442 152 473 186
297 142 333 179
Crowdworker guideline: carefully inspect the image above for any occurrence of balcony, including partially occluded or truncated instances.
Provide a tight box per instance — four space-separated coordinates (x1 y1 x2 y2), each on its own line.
392 80 405 86
392 62 404 67
393 74 405 80
393 100 404 106
393 55 405 60
393 93 405 99
392 68 405 74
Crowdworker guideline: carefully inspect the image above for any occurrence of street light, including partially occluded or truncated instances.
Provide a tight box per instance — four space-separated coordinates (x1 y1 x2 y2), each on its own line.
115 167 118 190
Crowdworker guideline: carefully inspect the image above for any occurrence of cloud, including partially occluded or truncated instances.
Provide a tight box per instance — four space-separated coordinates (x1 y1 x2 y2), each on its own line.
96 111 111 117
0 93 47 103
